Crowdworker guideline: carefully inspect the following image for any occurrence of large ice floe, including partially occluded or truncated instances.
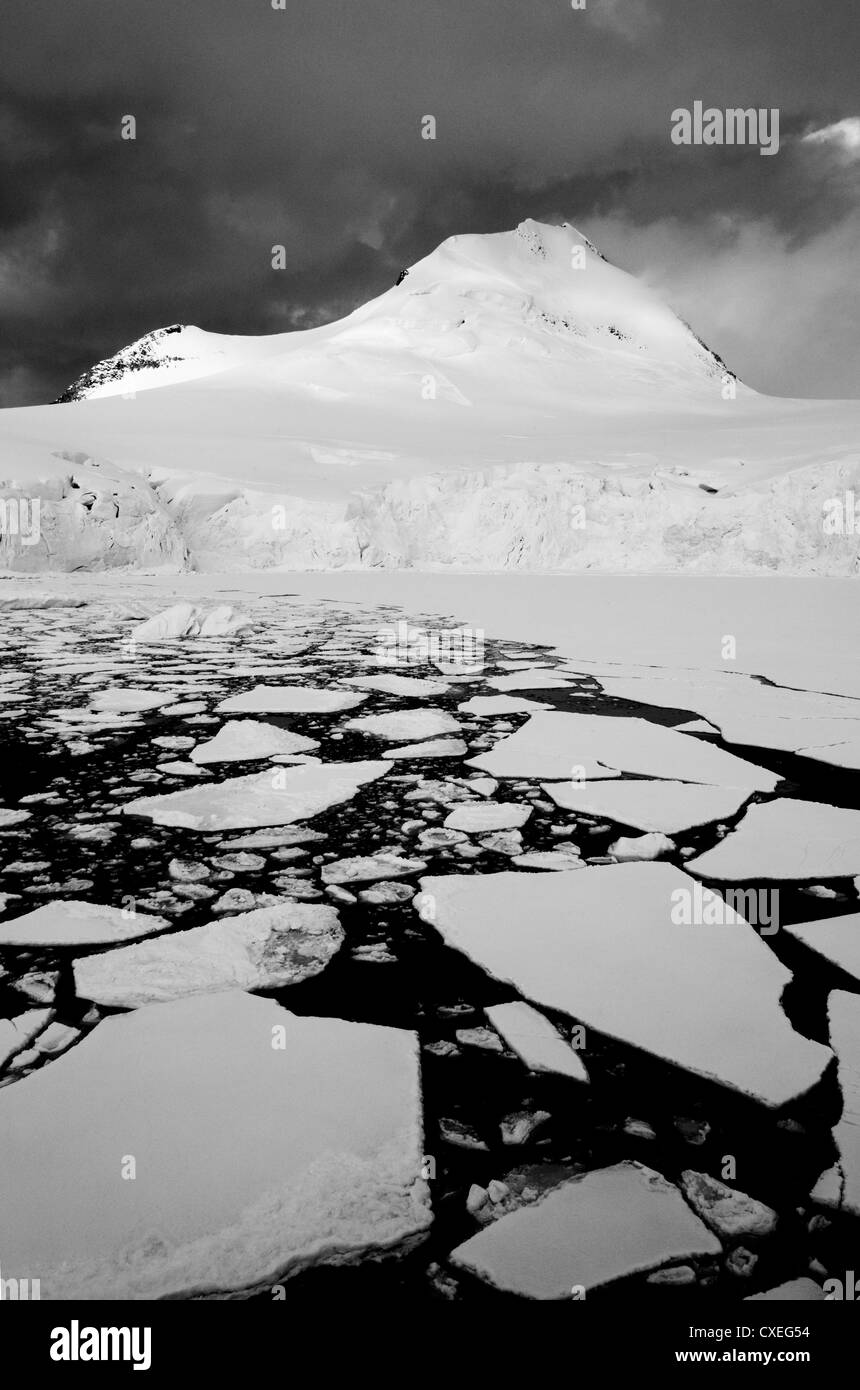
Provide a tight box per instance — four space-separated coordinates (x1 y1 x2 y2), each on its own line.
0 901 171 949
415 864 831 1106
218 685 367 714
0 991 430 1298
189 720 318 765
687 800 860 881
467 712 779 789
783 913 860 983
122 761 389 830
593 671 860 757
811 990 860 1218
73 904 344 1007
541 780 754 834
449 1162 720 1297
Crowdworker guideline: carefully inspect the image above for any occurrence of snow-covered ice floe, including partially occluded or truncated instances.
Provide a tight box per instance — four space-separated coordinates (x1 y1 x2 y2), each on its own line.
382 738 468 760
467 712 778 789
415 864 831 1106
0 991 431 1298
687 799 860 881
542 780 753 834
0 808 31 828
0 900 171 949
484 1001 588 1084
811 990 860 1218
339 674 450 697
122 761 389 830
445 803 532 833
450 1161 720 1298
218 685 367 714
458 695 551 715
190 720 318 765
73 903 344 1007
344 709 462 742
90 688 170 713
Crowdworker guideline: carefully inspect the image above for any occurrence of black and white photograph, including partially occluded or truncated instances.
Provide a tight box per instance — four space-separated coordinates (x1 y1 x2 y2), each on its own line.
0 0 859 1361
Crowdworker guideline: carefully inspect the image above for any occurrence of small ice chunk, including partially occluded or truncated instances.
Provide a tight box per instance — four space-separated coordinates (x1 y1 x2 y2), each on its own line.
486 1001 589 1083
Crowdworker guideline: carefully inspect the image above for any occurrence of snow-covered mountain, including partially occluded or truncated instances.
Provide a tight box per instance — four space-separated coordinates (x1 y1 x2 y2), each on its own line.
1 219 858 573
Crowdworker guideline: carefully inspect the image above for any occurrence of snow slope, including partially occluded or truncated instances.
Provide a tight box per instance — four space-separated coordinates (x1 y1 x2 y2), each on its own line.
1 220 858 573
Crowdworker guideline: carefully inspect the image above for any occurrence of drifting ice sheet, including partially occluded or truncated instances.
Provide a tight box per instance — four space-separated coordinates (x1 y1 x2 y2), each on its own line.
415 864 831 1106
783 913 860 983
542 780 753 834
218 685 367 714
687 800 860 881
190 720 318 765
0 991 430 1298
0 901 171 949
73 904 345 1007
812 990 860 1218
467 712 778 788
344 709 462 742
485 1001 589 1083
122 761 389 830
450 1161 720 1298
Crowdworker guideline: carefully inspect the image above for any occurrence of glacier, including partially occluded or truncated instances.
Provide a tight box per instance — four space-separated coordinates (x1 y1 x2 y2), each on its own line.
1 220 857 575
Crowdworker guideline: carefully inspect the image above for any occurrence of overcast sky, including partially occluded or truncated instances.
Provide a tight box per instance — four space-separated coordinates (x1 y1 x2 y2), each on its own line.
2 0 858 405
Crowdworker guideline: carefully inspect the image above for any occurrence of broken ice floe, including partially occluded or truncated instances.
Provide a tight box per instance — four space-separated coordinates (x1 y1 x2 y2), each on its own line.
458 695 551 715
542 780 753 835
484 1001 589 1083
415 864 831 1106
73 903 344 1007
687 800 860 881
449 1161 720 1298
344 709 462 742
468 712 777 788
218 685 367 714
121 761 389 830
0 900 171 948
445 803 532 833
783 913 860 983
811 990 860 1218
340 673 450 697
382 738 468 759
190 720 318 765
0 991 430 1298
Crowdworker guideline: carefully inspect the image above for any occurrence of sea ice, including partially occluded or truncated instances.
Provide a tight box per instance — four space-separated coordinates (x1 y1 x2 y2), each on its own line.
190 720 318 764
218 685 367 714
122 761 389 831
340 674 450 697
445 803 532 833
484 1001 589 1083
0 991 430 1298
0 900 171 948
415 864 831 1106
382 738 468 759
449 1162 720 1298
74 903 344 1006
344 709 462 742
687 800 860 881
458 696 552 715
542 780 753 834
783 913 860 983
468 712 778 789
811 990 860 1218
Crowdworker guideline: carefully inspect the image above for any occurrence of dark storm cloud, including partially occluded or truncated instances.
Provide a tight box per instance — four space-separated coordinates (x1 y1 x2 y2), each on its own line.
1 0 858 404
